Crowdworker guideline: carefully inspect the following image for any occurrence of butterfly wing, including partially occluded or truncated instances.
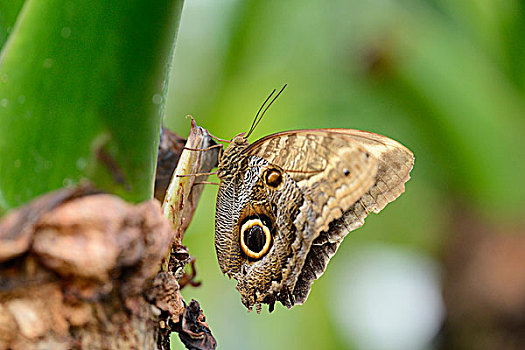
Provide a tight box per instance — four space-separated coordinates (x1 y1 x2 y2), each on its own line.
244 129 414 304
215 129 414 310
245 128 414 226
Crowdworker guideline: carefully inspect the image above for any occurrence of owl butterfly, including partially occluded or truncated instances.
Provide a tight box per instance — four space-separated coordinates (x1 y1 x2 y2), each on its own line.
214 86 414 312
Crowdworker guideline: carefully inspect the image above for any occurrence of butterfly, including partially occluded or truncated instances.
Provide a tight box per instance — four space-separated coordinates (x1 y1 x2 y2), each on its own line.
213 86 414 312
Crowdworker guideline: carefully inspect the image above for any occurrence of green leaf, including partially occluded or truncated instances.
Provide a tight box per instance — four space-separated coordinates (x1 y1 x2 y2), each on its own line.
0 0 184 214
0 0 25 50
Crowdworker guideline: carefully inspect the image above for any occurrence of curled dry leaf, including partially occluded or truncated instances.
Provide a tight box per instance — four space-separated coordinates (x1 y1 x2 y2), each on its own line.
162 117 219 242
155 126 186 202
175 300 217 350
158 120 219 349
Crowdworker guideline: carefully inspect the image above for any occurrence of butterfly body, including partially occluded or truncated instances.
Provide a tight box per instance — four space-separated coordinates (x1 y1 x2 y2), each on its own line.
215 129 414 312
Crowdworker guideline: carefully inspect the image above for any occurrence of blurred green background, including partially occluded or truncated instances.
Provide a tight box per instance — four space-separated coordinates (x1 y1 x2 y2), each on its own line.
1 0 524 349
165 0 525 349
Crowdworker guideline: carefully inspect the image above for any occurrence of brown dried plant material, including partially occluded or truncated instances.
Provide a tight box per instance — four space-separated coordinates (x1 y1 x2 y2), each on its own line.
0 121 219 350
155 126 186 202
158 120 219 349
0 185 99 263
145 271 185 322
175 300 217 350
162 117 219 243
178 257 202 289
0 187 173 349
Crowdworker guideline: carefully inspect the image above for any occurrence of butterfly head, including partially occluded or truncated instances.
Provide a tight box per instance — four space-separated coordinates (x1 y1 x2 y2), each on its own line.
231 132 248 144
216 133 249 179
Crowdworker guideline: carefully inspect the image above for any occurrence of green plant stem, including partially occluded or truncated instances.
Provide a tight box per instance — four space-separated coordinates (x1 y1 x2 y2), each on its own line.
0 0 184 214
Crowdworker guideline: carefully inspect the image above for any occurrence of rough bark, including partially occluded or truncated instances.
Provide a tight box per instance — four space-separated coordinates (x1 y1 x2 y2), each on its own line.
0 125 218 350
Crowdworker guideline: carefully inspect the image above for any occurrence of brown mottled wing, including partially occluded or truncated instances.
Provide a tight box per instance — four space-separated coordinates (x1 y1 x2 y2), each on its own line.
244 129 414 304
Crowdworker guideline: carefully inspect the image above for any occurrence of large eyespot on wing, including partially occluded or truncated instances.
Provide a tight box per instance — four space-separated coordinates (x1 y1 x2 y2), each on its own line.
239 218 272 259
214 156 279 278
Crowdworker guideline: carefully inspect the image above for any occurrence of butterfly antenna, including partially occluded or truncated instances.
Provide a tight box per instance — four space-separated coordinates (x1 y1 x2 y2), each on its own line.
246 84 287 138
248 84 287 139
247 88 276 138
